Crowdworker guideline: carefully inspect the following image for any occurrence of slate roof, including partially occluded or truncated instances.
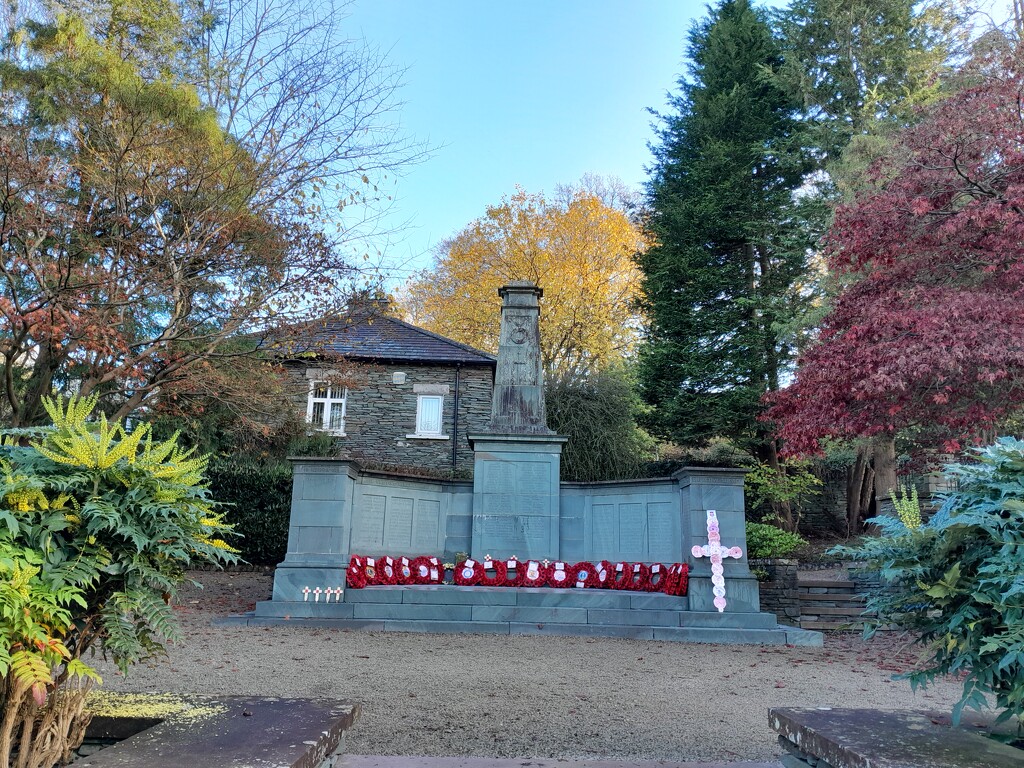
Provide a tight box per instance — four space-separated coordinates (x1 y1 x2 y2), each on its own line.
270 312 496 366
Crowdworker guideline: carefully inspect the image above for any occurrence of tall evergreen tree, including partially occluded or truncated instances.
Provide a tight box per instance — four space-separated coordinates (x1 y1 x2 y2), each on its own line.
638 0 811 469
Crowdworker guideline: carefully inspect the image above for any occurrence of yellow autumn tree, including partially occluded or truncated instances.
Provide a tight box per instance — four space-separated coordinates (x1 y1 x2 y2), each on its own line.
403 182 647 379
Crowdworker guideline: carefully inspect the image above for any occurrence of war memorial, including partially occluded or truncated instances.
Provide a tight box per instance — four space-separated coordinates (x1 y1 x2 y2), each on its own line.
245 282 822 646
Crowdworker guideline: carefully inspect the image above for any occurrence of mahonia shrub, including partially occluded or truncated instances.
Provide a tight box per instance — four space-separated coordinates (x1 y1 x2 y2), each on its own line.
836 437 1024 726
0 395 237 767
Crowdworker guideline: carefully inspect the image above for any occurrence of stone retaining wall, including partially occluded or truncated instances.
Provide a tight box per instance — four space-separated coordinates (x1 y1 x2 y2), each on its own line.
750 558 800 626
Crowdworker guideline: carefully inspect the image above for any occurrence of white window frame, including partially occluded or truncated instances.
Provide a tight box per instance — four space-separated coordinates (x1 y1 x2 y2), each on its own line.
407 394 448 440
306 380 347 435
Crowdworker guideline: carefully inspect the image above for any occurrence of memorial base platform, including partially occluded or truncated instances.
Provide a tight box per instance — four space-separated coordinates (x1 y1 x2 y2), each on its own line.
225 585 823 646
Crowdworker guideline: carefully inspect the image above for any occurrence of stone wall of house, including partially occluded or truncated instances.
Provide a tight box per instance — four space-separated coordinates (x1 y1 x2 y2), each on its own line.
284 361 493 475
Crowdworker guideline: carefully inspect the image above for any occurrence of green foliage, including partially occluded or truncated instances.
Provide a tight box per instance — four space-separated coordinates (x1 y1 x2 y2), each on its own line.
0 544 96 707
834 438 1024 725
643 437 756 477
891 483 922 530
1 395 238 672
638 0 817 454
745 522 808 560
745 459 823 529
206 458 293 564
545 367 657 482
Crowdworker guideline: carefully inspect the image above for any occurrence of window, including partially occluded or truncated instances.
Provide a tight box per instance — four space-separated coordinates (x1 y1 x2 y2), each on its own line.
412 395 445 438
306 381 346 434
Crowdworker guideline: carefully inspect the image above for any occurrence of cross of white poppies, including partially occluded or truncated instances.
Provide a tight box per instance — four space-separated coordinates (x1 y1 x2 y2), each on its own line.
691 509 743 612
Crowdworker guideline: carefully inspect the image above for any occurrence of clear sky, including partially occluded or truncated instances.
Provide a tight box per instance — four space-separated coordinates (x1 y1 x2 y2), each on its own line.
342 0 720 281
343 1 1012 284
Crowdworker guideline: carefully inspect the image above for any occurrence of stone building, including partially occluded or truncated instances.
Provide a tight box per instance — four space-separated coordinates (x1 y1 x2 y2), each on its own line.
280 306 495 476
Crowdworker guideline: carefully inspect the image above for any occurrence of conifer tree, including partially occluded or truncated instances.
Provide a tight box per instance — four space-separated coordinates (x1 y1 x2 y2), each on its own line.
638 0 811 473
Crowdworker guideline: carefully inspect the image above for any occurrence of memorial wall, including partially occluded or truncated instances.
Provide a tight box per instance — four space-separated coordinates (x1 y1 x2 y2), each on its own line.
269 281 757 613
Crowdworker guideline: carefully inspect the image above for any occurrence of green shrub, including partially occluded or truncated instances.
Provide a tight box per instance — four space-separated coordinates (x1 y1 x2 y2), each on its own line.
0 395 237 765
546 366 657 482
835 437 1024 726
745 522 808 560
207 458 293 564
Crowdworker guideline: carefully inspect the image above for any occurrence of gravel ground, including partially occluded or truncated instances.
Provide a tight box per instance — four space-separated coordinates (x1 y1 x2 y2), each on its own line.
92 571 967 764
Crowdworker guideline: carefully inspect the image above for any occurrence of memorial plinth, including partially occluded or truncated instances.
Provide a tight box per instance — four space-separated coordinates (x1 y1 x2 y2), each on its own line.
469 281 566 560
468 433 566 560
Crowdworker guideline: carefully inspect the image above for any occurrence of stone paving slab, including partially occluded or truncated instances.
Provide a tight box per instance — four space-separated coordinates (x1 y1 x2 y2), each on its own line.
770 707 1023 768
338 757 783 768
79 696 359 768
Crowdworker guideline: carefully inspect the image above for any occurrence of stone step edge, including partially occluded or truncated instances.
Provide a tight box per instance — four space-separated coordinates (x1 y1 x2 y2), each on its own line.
218 614 823 646
797 580 857 589
798 593 866 602
338 755 784 768
798 606 869 616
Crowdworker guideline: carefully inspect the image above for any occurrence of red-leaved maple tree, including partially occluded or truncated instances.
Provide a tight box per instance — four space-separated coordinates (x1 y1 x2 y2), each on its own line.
767 48 1024 458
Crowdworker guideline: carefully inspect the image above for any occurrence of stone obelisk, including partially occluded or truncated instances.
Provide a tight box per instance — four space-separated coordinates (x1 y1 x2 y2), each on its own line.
468 282 567 560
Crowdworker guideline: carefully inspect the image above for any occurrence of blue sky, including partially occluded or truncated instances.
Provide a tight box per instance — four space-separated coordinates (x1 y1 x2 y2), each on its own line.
343 1 1011 283
342 0 720 280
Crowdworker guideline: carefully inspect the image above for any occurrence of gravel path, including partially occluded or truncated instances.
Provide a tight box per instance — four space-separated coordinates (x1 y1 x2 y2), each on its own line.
92 571 966 764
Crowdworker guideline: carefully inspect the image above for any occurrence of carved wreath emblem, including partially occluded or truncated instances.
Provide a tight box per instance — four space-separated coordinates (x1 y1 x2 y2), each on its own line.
509 317 529 345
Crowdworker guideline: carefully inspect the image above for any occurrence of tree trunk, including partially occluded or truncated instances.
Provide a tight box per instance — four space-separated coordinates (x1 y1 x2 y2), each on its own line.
843 448 868 536
872 434 898 517
758 439 796 532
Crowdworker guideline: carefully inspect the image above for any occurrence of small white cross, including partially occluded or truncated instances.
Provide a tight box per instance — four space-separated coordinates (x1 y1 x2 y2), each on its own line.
691 509 743 612
302 586 311 602
313 587 322 602
324 587 334 603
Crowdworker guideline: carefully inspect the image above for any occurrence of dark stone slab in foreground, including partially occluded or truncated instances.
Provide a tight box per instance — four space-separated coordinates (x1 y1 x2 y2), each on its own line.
79 695 360 768
769 707 1022 768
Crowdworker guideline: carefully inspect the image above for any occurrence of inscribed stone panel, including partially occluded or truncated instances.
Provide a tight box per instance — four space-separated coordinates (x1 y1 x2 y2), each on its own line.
518 462 550 489
646 502 677 562
483 494 515 515
482 461 516 495
294 526 341 554
518 494 549 515
414 500 441 550
618 503 646 560
521 516 551 551
351 494 386 548
300 474 340 501
481 516 526 552
385 497 414 549
592 503 616 555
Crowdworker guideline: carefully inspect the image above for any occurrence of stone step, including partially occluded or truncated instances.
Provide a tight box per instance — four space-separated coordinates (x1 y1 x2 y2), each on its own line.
798 579 856 589
221 613 822 646
344 585 690 611
799 605 868 616
252 600 779 629
339 755 784 768
799 619 866 630
798 592 866 603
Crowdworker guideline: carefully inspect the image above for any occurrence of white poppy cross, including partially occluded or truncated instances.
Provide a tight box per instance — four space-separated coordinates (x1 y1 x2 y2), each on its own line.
691 509 743 612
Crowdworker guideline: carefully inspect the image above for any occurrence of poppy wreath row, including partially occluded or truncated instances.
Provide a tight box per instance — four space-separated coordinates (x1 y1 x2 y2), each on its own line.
345 554 689 597
347 555 444 588
449 559 688 595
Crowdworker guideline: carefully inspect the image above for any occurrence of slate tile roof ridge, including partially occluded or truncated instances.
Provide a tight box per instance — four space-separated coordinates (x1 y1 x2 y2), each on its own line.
284 311 496 365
